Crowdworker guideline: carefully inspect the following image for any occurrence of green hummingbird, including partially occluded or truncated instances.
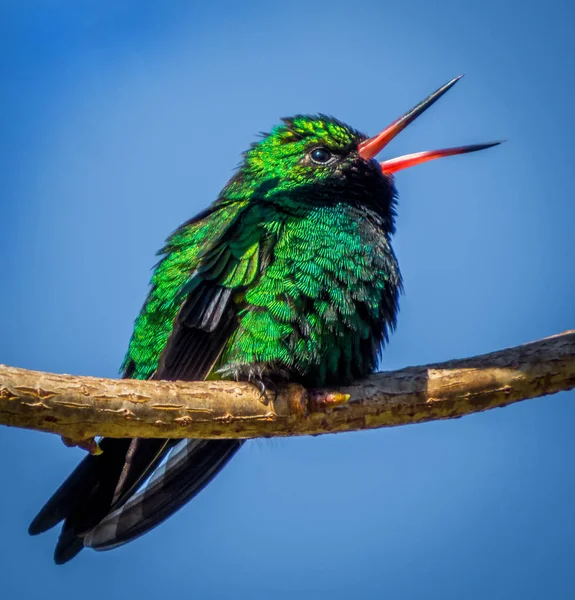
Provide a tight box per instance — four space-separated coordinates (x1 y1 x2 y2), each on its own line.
29 76 500 563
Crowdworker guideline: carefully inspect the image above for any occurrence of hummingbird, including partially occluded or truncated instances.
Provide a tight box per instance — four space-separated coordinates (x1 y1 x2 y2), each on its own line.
29 76 500 563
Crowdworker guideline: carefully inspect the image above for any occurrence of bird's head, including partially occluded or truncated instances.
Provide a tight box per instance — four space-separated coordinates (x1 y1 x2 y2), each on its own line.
227 76 500 233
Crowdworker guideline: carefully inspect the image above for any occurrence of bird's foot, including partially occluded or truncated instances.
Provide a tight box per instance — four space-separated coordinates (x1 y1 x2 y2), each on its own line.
217 362 288 404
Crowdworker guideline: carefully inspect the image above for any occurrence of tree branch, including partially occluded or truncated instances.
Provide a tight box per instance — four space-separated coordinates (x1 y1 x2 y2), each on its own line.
1 330 574 443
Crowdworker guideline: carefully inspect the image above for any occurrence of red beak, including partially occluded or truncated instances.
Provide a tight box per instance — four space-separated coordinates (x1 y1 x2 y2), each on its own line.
357 76 502 174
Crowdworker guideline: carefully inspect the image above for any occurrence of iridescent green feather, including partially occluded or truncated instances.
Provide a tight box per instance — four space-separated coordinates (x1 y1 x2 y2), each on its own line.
219 201 398 385
123 114 401 387
121 202 247 380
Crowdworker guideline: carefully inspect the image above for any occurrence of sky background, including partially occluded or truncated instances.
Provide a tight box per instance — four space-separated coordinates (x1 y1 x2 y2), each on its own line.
1 1 575 598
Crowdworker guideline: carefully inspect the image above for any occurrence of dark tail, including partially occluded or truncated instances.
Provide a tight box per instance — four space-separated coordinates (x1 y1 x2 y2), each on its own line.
29 437 242 564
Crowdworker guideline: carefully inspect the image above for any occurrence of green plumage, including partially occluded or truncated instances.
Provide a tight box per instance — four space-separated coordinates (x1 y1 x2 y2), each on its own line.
122 115 402 386
30 80 500 563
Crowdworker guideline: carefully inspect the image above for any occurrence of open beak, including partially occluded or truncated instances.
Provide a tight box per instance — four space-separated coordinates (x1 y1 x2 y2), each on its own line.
358 75 502 174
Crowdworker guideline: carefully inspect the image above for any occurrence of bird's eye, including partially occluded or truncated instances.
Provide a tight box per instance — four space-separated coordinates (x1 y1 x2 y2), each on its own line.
309 147 333 164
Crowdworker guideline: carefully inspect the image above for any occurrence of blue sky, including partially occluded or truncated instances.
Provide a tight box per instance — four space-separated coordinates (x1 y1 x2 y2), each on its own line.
1 1 575 598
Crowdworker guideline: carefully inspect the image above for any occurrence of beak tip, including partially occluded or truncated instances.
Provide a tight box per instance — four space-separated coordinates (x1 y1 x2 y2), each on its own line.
379 139 505 174
446 74 465 90
486 140 506 149
358 74 468 160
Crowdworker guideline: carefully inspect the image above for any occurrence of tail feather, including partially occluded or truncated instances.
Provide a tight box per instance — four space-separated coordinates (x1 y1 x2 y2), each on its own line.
29 437 173 563
84 439 243 550
28 438 132 536
54 522 85 565
29 437 243 563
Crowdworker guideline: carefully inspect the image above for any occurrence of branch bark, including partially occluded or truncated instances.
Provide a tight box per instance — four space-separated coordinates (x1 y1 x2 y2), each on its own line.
1 330 574 443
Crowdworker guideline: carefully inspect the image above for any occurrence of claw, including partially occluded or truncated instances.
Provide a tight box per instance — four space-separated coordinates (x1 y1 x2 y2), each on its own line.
218 361 282 404
251 375 277 405
252 377 267 399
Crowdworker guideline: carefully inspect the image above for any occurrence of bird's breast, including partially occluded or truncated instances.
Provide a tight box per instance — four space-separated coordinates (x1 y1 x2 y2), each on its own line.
222 203 401 385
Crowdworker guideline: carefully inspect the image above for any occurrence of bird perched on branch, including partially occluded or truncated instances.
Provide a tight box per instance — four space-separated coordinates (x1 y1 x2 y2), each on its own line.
29 76 500 563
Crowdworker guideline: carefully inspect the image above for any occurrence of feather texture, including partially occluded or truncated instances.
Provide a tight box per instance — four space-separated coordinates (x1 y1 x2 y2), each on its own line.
30 115 402 562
